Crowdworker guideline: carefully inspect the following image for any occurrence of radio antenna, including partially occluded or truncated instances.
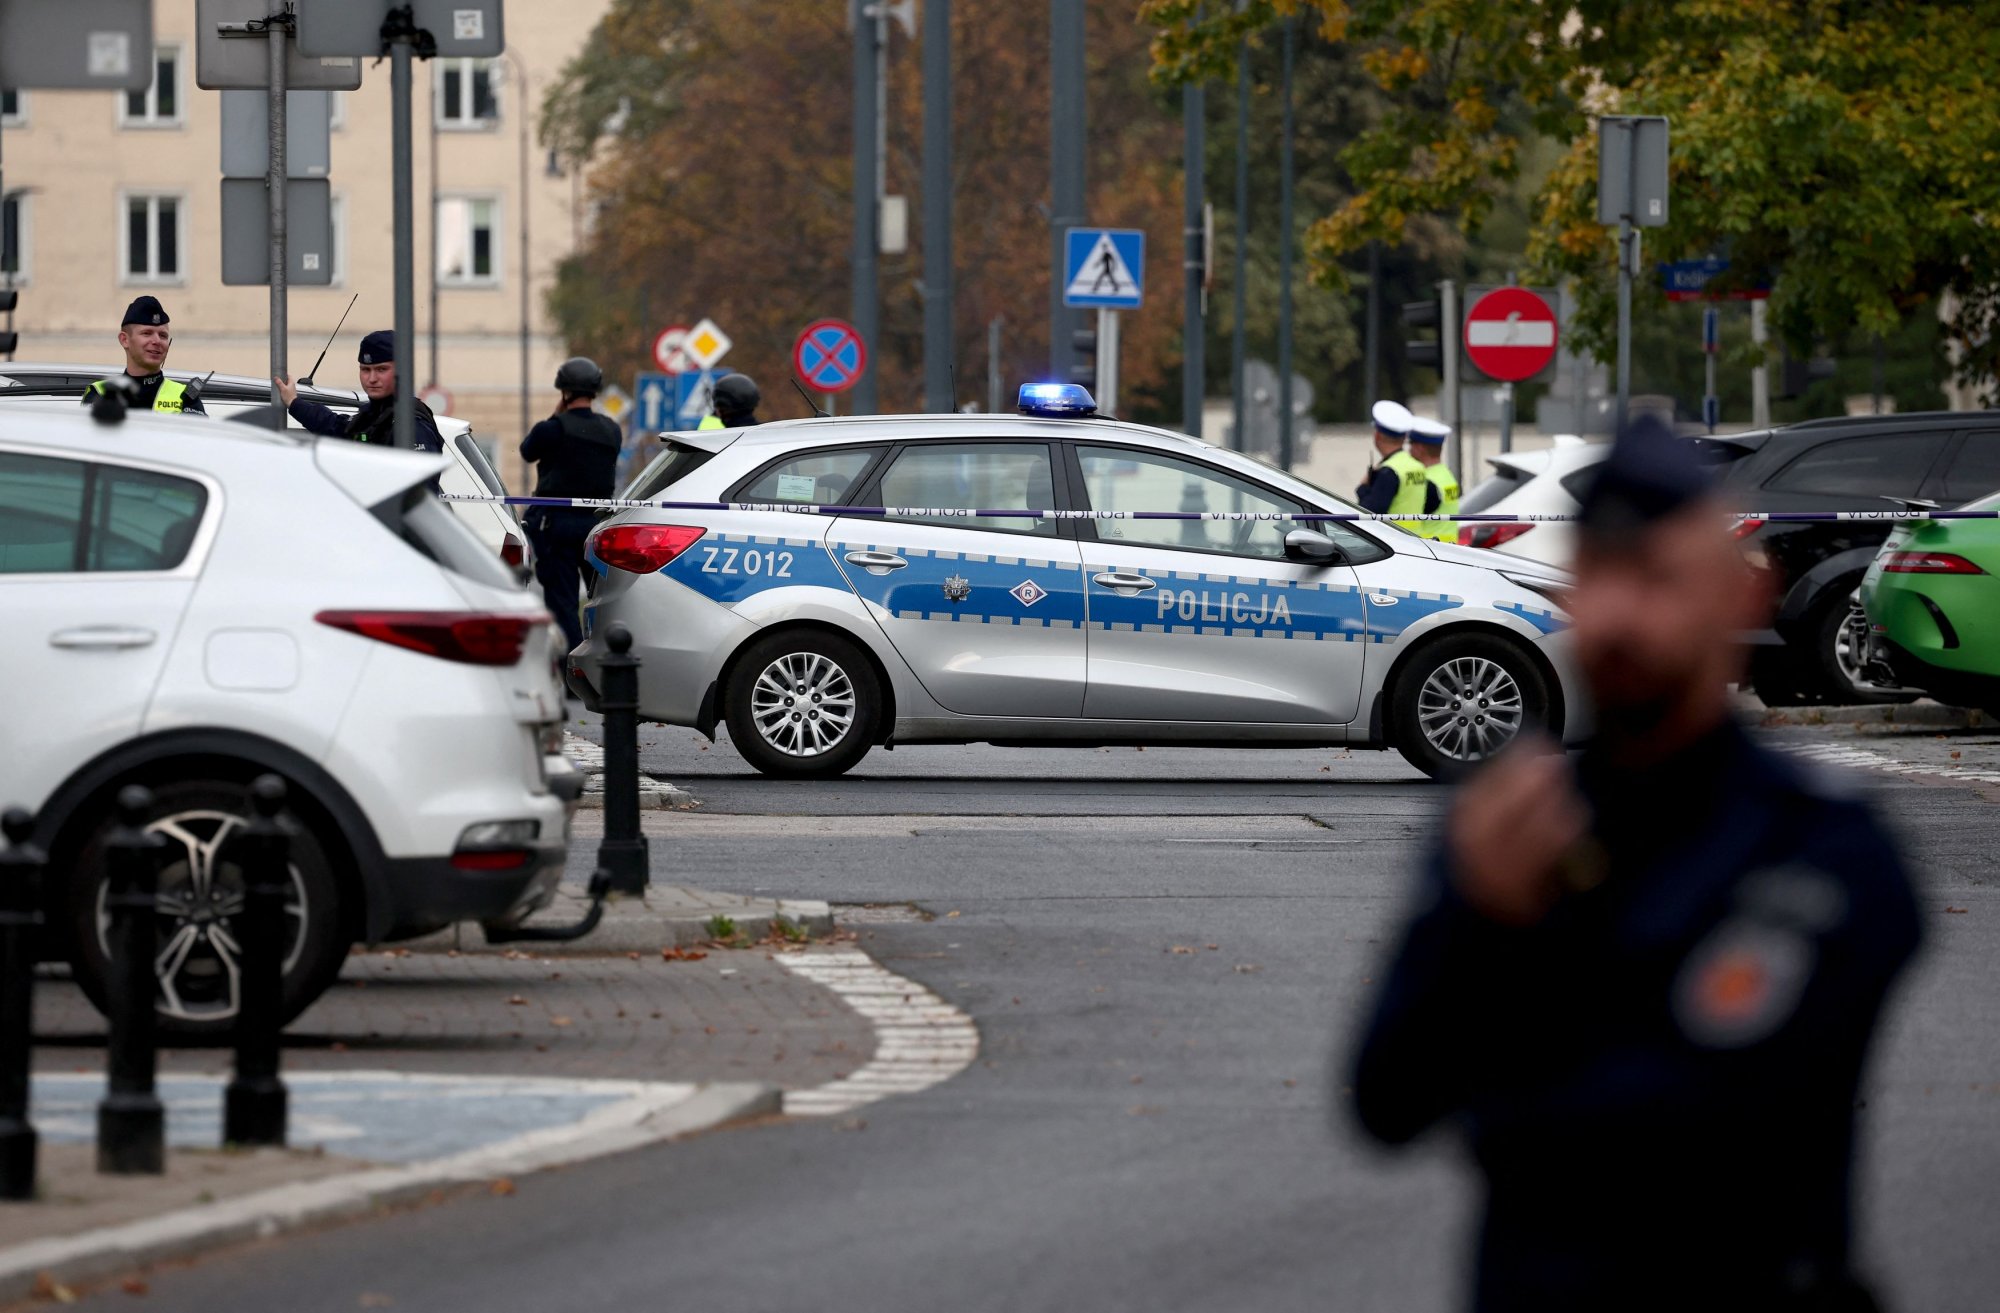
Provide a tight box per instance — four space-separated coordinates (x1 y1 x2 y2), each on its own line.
301 294 359 386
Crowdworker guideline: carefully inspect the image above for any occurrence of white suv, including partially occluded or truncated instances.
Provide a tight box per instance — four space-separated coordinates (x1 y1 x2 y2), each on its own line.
0 401 578 1034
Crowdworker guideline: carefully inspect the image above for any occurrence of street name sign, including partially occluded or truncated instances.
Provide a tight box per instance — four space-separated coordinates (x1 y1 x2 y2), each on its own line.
1659 258 1771 302
1063 228 1145 309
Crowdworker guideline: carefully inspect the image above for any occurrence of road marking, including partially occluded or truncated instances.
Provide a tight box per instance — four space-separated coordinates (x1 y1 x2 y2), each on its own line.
1773 742 2000 786
778 949 979 1117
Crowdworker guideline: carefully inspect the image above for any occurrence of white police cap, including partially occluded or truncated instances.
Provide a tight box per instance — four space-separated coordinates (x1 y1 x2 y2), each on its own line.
1410 416 1451 444
1370 400 1415 436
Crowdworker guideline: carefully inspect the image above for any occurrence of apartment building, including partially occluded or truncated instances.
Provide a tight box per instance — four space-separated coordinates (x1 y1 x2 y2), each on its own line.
0 0 612 489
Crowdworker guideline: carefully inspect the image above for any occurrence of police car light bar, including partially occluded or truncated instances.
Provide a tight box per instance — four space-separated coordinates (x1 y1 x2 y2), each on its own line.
1018 383 1097 417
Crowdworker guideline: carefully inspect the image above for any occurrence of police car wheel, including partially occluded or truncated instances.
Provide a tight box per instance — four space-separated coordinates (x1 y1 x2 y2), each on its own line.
64 777 351 1038
725 631 880 778
1391 634 1548 782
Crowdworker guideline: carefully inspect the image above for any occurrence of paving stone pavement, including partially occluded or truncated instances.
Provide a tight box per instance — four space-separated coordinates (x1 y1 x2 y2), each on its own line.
31 947 877 1090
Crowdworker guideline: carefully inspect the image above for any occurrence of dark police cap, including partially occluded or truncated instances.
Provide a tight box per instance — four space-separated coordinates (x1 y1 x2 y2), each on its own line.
1575 414 1714 541
121 296 169 327
358 330 396 365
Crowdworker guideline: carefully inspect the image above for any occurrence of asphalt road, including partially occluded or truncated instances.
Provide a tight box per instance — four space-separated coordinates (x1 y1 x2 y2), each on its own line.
80 727 2000 1312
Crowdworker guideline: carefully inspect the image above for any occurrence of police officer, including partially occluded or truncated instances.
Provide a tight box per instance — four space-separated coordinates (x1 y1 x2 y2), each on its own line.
1350 416 1921 1311
81 297 207 415
1408 416 1460 543
521 356 622 653
273 330 442 452
1354 399 1429 530
697 373 761 430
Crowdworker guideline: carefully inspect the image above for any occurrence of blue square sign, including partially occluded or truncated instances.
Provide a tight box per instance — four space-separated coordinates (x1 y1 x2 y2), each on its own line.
1063 228 1145 309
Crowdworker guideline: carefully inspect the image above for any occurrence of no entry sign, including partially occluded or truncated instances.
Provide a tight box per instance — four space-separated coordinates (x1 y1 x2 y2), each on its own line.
1463 288 1559 381
793 318 868 394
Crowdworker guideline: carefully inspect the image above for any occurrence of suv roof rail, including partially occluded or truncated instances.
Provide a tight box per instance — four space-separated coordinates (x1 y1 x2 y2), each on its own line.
1780 409 1996 432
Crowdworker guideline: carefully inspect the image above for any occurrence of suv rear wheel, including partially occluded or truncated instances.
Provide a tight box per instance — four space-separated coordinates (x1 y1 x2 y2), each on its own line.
1810 586 1917 706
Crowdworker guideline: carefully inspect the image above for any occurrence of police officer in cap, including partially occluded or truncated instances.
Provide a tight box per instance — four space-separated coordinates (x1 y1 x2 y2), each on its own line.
274 330 442 452
82 297 207 415
521 357 622 653
698 373 761 430
1408 416 1460 542
1355 400 1429 531
1350 415 1921 1311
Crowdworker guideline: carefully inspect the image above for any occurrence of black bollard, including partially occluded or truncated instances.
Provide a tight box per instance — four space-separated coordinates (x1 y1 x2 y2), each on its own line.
98 786 165 1175
0 807 44 1200
595 623 650 896
223 777 290 1148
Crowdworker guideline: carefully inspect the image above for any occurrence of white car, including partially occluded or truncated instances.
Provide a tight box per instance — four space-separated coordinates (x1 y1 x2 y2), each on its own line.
1455 438 1607 567
0 364 525 568
0 401 577 1034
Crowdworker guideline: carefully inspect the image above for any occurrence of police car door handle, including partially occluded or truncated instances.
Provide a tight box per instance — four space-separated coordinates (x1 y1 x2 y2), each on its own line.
844 551 909 575
1092 571 1156 594
49 625 157 651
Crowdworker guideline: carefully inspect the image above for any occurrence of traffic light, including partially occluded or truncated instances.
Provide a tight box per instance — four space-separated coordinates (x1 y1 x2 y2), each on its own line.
1070 328 1097 389
1779 346 1837 399
0 289 15 355
1402 299 1441 369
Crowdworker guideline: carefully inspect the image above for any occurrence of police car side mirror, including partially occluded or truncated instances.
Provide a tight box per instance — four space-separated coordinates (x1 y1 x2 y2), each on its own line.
1283 528 1342 566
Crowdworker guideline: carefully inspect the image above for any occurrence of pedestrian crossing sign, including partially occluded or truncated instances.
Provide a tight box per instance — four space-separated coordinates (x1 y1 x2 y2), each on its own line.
1064 228 1145 309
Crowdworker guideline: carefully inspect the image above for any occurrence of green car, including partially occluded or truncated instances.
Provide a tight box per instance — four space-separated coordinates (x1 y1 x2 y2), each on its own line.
1861 489 2000 713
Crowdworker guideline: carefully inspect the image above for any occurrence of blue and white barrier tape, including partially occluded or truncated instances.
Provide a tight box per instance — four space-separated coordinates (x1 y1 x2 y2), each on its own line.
437 492 1999 526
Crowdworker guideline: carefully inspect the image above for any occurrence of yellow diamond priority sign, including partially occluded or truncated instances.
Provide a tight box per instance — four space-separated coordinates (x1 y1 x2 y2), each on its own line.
684 318 733 371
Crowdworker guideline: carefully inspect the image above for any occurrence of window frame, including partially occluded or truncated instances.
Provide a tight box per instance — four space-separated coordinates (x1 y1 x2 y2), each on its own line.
0 87 26 127
1 189 27 287
1060 439 1390 565
435 193 501 287
118 45 184 129
1763 430 1950 501
1928 431 2000 506
119 191 187 287
850 438 1071 541
725 443 890 508
433 57 500 130
0 447 217 579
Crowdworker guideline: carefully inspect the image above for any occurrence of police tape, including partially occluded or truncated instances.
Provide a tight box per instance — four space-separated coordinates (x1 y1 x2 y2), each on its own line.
436 492 2000 526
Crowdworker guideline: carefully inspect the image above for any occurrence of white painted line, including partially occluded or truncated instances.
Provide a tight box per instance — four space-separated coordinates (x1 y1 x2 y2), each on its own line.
777 948 979 1117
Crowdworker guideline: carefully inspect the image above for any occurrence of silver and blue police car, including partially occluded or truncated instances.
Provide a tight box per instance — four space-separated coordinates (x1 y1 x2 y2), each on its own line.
568 384 1583 781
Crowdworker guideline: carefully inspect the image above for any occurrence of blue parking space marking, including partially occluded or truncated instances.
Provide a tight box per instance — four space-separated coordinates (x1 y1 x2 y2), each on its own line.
1496 600 1568 634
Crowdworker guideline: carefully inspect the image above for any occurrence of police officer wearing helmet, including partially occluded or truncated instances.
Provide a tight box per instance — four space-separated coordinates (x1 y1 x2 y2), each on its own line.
1408 416 1460 542
82 297 208 415
697 373 761 430
1354 400 1429 531
1351 416 1921 1310
275 330 443 452
521 356 622 653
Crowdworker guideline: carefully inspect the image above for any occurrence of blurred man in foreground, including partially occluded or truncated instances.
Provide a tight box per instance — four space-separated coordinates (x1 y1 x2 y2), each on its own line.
1350 416 1921 1311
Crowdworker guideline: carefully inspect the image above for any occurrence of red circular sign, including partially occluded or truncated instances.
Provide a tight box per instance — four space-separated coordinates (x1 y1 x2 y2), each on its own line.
1463 288 1559 382
792 318 868 394
652 324 693 373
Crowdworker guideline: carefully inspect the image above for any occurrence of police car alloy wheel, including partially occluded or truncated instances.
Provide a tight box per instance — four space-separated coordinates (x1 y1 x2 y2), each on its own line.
725 630 881 777
67 778 350 1037
1391 634 1549 781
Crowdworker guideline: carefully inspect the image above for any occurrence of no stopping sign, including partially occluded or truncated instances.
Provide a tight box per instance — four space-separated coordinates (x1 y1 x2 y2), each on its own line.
793 319 868 394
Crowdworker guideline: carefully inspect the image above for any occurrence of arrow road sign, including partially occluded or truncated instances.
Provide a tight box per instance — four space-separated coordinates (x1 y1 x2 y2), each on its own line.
1462 287 1559 382
793 319 868 394
634 372 673 432
683 318 732 371
1063 228 1145 309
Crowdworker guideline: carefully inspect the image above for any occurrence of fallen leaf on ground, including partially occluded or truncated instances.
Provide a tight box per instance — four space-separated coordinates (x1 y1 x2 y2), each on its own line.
358 1296 394 1309
490 1178 516 1197
506 995 527 1006
1167 945 1197 955
661 946 708 961
1233 964 1262 974
549 1016 573 1028
1946 906 1969 914
945 910 961 918
31 1273 77 1303
1951 751 1962 760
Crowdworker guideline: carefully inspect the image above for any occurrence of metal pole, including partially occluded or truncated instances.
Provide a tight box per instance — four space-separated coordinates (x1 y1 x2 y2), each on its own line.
1276 17 1295 470
1097 307 1119 416
1363 241 1379 415
1440 279 1460 478
0 809 42 1200
1750 298 1770 427
595 624 649 896
98 787 164 1176
1181 74 1205 437
1230 37 1247 451
1615 217 1632 434
391 36 417 450
987 314 1003 413
223 777 290 1148
268 18 288 408
517 58 531 465
1048 0 1085 380
1872 333 1885 414
1704 304 1719 433
1498 382 1514 454
429 64 440 390
851 0 880 413
921 0 953 412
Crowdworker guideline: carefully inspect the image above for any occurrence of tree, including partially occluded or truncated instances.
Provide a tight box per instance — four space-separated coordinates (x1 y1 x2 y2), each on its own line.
1143 0 2000 388
542 0 1186 420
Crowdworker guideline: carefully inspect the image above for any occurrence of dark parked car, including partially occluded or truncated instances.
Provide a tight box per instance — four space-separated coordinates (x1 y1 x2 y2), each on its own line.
1710 411 2000 705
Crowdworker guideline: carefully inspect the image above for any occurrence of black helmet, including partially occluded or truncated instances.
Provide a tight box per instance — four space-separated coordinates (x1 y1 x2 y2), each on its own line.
554 356 603 395
712 373 760 423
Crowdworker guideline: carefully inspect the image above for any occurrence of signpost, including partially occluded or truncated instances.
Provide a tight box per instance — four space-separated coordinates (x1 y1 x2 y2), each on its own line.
651 325 693 374
296 0 504 450
1598 115 1669 434
0 1 155 91
1063 228 1144 415
793 319 868 395
634 372 673 433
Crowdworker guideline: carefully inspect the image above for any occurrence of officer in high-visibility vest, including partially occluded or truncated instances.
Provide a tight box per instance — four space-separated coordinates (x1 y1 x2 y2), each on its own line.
81 297 207 415
697 373 762 431
1409 416 1460 542
1354 400 1429 530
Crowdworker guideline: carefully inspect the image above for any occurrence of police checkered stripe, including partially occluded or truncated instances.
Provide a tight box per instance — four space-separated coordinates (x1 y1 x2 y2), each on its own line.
710 532 822 550
1093 619 1368 642
895 611 1080 629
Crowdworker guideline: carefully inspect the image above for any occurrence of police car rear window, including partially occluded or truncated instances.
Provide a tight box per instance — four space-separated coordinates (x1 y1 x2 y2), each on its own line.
625 442 718 502
735 448 881 506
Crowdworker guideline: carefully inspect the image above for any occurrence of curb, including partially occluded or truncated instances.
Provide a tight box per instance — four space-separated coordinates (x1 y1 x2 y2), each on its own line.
0 1080 777 1303
1741 700 1986 729
405 888 835 956
561 733 697 810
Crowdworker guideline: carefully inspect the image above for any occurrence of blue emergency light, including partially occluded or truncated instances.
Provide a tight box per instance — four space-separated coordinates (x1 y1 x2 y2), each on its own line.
1017 383 1098 417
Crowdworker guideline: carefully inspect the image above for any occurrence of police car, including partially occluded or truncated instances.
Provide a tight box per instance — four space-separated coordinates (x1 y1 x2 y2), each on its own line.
568 385 1583 780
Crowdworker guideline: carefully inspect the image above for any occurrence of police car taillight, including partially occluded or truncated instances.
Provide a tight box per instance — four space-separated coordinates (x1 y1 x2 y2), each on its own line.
590 524 705 573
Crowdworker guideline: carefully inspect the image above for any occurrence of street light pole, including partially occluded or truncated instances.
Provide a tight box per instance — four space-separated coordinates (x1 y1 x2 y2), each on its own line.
851 0 880 413
921 0 952 412
1048 0 1085 382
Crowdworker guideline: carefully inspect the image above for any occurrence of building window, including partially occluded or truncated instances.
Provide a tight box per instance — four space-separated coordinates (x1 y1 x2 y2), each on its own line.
436 196 498 286
0 88 24 126
435 59 498 128
120 47 183 127
3 193 26 285
123 194 183 284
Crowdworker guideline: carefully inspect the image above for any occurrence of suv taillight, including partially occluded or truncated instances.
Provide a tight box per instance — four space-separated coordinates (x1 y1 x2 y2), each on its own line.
590 524 705 573
1730 516 1766 540
315 610 541 666
1881 552 1986 575
501 531 526 567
